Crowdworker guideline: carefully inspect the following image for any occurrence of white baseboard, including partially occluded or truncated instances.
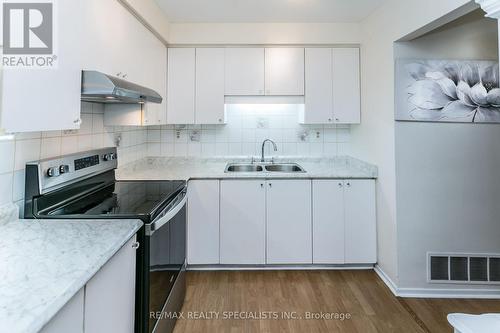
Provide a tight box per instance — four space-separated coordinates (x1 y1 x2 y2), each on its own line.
374 265 399 295
374 265 500 299
187 264 374 271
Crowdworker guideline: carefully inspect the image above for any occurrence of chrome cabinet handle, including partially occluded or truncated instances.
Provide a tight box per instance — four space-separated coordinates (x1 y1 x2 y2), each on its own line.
132 242 140 250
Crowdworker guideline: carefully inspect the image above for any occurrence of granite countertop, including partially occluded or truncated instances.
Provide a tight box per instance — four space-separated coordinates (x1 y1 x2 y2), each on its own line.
116 156 378 181
0 218 143 333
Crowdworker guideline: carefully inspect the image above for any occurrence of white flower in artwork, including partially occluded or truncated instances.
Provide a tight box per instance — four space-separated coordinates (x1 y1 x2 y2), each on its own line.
406 62 500 122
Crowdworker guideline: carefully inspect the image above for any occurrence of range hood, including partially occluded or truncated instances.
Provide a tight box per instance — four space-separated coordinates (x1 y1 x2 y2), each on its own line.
81 70 162 104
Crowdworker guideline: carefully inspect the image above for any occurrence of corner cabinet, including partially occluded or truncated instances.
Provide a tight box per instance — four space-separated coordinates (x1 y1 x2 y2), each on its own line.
85 0 167 127
187 180 220 264
302 47 360 124
40 236 137 333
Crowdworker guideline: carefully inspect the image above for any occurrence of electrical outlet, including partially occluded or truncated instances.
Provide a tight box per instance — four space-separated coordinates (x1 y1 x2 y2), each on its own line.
256 117 269 129
190 130 200 142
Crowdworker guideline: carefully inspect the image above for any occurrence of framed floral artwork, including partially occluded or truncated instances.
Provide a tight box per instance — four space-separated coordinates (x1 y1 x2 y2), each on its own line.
395 59 500 123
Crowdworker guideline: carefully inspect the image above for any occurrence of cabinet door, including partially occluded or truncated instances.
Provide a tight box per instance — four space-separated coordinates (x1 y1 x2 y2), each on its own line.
266 180 312 264
140 38 167 126
220 180 266 264
312 180 345 264
195 48 226 124
265 48 305 96
225 48 265 95
40 289 84 333
303 48 334 124
2 0 84 132
344 180 376 264
84 236 137 333
81 0 127 77
333 48 361 124
187 180 220 264
167 48 196 124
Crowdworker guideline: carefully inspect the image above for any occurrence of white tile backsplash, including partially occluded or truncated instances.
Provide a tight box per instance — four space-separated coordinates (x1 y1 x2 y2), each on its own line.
146 104 351 158
0 102 147 215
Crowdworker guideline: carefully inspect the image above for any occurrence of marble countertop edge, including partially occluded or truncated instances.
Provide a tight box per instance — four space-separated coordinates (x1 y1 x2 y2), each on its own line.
116 155 378 181
0 219 143 333
31 220 142 333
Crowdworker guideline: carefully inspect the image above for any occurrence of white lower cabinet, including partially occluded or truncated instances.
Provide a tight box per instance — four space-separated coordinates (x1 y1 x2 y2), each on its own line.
41 235 137 333
266 180 312 264
312 180 345 264
312 180 376 264
187 180 220 264
344 180 377 263
190 178 375 267
220 180 266 264
40 289 84 333
84 235 137 333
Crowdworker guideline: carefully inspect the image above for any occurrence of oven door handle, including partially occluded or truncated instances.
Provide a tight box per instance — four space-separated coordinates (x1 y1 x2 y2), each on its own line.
145 189 187 236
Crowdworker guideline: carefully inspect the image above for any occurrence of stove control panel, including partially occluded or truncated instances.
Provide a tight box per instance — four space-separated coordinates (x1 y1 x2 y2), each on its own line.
74 154 100 171
27 147 118 192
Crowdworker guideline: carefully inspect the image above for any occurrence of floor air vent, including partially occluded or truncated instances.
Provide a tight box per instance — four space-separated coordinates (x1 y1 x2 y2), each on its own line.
428 253 500 285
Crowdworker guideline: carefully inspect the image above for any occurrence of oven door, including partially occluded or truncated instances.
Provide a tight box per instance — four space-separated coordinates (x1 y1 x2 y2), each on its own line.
146 188 186 333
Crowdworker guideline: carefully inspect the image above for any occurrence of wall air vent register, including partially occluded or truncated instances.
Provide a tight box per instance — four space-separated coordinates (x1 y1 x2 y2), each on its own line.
428 253 500 285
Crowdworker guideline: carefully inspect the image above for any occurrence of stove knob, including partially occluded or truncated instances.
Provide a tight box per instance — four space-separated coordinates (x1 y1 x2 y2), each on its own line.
109 153 117 160
59 164 70 174
102 153 111 161
47 167 60 177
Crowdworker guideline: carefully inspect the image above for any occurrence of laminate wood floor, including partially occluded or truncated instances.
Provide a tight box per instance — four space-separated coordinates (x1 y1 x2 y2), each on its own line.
172 270 500 333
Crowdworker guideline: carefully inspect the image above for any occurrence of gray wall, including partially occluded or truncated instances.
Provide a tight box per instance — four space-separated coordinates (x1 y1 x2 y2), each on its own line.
395 10 500 289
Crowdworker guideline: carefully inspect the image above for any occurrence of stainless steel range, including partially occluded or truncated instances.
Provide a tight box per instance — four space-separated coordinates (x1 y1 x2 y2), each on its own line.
24 147 186 333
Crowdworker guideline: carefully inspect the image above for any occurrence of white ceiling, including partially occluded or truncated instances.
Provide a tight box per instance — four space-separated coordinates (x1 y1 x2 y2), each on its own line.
155 0 385 23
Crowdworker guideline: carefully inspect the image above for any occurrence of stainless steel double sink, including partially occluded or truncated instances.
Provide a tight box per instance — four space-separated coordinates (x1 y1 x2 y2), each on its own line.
225 163 306 173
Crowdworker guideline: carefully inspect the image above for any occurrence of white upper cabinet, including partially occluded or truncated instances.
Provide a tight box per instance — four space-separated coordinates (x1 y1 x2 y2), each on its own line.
304 48 334 124
265 48 304 96
195 48 226 124
225 48 265 96
167 48 196 124
302 47 360 124
82 0 167 127
1 0 84 133
333 48 361 124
